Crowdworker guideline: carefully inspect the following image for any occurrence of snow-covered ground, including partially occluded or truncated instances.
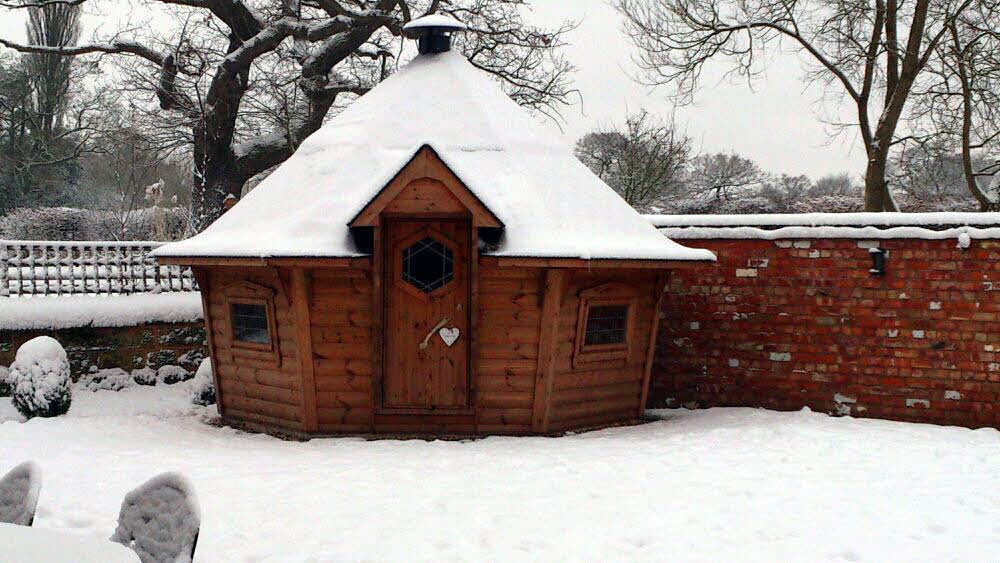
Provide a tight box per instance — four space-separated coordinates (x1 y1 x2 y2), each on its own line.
1 386 998 561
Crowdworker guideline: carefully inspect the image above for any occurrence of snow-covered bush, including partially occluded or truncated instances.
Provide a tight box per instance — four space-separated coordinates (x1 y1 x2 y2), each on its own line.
0 461 41 526
190 359 215 407
111 472 200 563
131 367 158 386
0 206 191 241
9 336 72 419
78 368 134 392
158 365 191 385
0 366 10 397
0 207 96 240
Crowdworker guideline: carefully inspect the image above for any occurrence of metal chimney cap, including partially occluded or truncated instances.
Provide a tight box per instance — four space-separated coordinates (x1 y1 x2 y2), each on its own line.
402 14 468 39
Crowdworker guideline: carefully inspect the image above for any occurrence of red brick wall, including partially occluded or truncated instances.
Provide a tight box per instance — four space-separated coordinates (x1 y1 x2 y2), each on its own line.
652 237 1000 428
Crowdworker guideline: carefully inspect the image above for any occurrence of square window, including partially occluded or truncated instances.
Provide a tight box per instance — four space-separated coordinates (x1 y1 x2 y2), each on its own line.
573 284 638 370
584 305 629 346
230 302 271 345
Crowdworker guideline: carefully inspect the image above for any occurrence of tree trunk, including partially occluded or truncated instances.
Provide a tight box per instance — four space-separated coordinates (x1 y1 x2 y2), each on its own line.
864 155 889 211
190 136 244 233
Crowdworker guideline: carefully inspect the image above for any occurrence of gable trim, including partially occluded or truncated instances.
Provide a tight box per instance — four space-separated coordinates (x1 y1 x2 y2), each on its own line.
348 144 503 228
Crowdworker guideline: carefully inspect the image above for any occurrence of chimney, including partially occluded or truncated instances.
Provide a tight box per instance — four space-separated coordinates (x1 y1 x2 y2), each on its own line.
402 14 468 55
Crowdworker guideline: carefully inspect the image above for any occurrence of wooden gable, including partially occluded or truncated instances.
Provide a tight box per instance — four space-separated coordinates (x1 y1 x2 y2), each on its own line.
349 145 503 228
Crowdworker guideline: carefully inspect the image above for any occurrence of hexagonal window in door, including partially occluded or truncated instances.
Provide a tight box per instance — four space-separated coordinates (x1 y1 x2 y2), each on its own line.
402 237 454 293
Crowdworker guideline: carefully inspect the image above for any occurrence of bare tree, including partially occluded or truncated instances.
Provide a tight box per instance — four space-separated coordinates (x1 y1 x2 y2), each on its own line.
907 5 1000 209
810 173 859 197
616 0 985 211
0 0 576 232
574 110 691 211
24 0 80 138
83 109 172 240
685 152 764 201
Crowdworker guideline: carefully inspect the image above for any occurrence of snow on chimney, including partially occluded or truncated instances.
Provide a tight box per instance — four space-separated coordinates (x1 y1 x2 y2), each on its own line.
402 14 468 55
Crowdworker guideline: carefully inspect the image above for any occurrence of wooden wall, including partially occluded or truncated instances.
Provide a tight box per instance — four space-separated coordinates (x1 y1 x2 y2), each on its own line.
475 260 542 433
309 267 375 433
547 270 659 433
201 266 303 432
202 261 661 436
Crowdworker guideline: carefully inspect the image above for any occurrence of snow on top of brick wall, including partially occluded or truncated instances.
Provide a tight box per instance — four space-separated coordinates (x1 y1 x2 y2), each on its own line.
645 213 1000 240
0 293 203 331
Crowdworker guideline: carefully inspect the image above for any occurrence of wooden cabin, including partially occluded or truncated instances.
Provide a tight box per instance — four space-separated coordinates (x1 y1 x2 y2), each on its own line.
153 16 715 437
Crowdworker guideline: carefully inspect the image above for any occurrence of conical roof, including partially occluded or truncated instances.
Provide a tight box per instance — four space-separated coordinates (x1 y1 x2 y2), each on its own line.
154 49 714 262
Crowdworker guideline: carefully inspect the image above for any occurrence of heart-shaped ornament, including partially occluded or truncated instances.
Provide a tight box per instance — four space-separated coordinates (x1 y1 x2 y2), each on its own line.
439 327 460 347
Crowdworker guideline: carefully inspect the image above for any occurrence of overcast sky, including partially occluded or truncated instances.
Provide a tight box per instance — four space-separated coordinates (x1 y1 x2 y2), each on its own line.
0 0 864 179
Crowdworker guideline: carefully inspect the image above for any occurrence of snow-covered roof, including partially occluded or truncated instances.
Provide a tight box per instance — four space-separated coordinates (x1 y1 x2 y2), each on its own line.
153 50 713 262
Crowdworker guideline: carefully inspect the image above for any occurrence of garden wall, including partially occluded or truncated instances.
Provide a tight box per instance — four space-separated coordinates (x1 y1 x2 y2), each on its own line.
650 215 1000 429
0 293 206 379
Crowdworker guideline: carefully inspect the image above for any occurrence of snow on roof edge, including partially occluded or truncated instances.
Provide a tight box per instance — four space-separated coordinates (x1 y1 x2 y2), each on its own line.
645 212 1000 228
657 224 1000 241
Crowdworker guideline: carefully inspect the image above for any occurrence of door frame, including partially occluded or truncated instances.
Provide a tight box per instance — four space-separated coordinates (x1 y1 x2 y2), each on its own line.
373 216 477 414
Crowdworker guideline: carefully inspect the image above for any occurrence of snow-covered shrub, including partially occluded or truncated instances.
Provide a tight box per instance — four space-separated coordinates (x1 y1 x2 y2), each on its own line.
0 366 10 397
0 207 96 240
78 368 134 392
131 367 158 386
0 461 41 526
111 472 200 563
158 365 191 385
9 336 72 419
190 359 215 407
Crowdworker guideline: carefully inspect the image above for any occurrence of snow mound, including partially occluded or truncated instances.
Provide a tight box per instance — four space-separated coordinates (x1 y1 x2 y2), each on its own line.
79 368 135 392
0 365 10 397
157 365 191 385
0 461 41 526
131 367 158 386
9 336 72 419
190 359 215 407
111 472 200 563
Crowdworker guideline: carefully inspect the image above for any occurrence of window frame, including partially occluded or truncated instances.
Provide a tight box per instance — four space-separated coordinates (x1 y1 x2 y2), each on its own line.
221 281 281 366
227 297 276 351
573 283 638 370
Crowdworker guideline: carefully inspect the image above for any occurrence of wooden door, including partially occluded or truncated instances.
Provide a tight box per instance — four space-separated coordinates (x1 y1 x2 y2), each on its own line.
383 220 470 408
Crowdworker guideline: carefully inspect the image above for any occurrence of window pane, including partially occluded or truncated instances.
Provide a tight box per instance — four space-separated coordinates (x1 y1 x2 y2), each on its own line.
402 237 454 293
231 303 270 344
584 305 628 346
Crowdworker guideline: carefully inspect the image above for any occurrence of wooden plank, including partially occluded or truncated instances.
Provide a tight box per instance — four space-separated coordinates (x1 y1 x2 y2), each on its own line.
220 380 300 406
553 367 645 390
531 268 565 433
476 375 535 392
551 397 639 423
370 221 383 429
315 391 371 408
478 390 533 409
314 358 373 377
225 395 302 423
314 375 372 392
224 408 303 432
317 407 373 426
192 268 224 416
551 381 642 407
157 256 267 266
291 268 318 432
638 273 668 417
476 408 533 425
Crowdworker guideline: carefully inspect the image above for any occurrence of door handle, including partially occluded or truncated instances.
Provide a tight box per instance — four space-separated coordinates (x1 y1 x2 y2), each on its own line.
419 317 450 350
